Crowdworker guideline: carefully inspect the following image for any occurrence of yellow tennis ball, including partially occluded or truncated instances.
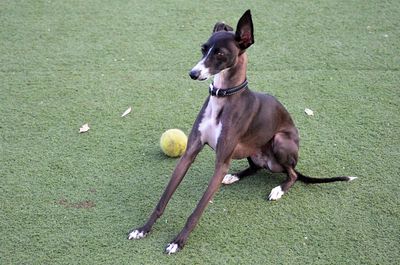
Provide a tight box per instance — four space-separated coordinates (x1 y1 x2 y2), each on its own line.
160 129 188 157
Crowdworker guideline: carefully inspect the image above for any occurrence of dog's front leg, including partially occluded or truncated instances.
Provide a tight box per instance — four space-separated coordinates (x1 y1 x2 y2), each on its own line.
128 138 203 240
165 141 236 254
165 161 230 254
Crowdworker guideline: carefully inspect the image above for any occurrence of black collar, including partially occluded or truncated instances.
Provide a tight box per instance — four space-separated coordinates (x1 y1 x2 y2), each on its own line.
209 79 248 97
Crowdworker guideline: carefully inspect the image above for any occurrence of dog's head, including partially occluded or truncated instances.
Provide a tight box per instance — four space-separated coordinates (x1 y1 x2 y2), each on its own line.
189 10 254 81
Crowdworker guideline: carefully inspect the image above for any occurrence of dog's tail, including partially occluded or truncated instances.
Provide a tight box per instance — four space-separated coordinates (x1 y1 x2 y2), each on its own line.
295 170 357 184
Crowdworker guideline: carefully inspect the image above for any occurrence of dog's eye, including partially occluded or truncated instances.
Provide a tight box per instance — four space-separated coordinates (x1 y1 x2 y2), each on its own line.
201 46 208 55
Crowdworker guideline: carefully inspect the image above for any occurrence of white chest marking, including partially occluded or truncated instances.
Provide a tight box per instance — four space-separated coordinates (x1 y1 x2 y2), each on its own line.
198 96 223 150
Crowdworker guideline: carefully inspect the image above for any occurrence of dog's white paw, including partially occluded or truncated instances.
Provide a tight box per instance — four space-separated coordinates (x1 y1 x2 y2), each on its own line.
127 229 147 240
222 174 240 185
348 176 358 181
165 243 180 254
268 186 284 201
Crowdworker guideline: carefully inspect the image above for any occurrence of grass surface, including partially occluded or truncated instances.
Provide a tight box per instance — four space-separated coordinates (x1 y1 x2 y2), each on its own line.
1 0 399 264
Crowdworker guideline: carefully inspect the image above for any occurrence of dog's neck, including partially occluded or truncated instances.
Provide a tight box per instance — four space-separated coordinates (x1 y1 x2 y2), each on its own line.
213 53 247 89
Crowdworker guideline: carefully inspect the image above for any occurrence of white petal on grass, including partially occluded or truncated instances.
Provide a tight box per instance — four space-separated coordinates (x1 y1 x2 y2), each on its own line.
121 107 132 117
79 123 90 133
304 108 314 116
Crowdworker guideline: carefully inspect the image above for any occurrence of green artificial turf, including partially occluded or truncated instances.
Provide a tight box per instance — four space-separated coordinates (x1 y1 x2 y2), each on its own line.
1 0 399 264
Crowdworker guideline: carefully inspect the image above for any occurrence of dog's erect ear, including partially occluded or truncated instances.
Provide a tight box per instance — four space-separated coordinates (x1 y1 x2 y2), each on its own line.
213 22 234 33
235 9 254 50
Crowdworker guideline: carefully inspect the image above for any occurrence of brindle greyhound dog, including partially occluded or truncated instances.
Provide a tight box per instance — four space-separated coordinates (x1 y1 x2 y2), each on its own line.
128 10 356 254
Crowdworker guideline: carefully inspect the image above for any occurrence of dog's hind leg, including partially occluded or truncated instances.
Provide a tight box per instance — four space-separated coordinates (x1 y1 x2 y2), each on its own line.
222 157 261 185
268 167 298 200
267 132 299 200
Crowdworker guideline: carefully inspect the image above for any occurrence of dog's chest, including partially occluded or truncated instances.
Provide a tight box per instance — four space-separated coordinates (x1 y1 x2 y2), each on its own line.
198 97 224 150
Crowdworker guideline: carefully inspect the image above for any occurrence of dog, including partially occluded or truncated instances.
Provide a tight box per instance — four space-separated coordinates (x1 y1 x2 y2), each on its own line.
128 9 356 254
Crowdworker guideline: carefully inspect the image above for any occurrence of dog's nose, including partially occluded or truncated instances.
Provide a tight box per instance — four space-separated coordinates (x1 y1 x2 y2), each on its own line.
189 69 200 80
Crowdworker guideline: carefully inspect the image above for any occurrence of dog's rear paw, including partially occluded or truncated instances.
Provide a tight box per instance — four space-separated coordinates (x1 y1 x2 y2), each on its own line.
268 186 284 201
165 243 181 254
127 229 148 240
222 174 240 185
